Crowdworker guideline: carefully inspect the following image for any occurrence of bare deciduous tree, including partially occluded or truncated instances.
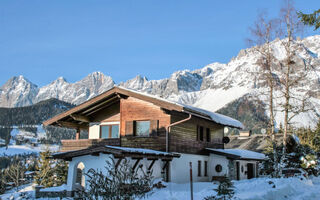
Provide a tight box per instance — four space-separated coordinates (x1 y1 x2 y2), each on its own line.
4 162 26 191
248 12 281 177
248 0 318 175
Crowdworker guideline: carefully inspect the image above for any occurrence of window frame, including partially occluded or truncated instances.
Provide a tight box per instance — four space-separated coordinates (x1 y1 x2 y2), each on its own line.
99 122 120 139
134 120 151 137
206 128 211 142
198 160 202 177
197 125 204 141
204 161 208 176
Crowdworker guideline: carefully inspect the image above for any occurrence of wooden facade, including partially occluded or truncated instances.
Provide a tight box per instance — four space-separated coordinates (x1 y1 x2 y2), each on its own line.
169 111 224 154
120 97 169 151
44 87 242 155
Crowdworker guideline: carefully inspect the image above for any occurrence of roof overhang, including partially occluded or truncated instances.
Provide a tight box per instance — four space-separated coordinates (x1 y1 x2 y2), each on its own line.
52 145 181 161
206 148 266 161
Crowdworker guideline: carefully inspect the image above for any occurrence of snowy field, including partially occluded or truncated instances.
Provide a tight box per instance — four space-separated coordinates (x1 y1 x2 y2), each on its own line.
1 176 320 200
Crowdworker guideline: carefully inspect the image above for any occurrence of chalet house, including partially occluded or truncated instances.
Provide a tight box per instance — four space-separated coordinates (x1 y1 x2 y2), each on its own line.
43 86 265 191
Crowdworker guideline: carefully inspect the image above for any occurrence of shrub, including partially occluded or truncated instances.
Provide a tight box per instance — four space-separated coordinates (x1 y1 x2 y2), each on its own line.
77 158 153 200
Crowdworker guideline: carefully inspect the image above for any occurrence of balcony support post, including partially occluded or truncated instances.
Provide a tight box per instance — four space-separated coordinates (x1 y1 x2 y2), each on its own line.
75 128 80 140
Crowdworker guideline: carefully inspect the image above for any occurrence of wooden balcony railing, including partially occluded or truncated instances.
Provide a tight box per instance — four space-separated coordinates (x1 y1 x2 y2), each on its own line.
60 138 121 152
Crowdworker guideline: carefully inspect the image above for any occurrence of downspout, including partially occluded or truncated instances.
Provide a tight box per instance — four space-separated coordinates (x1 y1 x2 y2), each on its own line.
166 113 192 152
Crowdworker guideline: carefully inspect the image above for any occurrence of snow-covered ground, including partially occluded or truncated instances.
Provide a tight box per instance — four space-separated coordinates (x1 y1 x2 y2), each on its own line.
2 176 320 200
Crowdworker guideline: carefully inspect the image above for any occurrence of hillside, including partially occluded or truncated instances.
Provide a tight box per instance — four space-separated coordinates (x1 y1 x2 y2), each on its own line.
0 98 74 126
0 98 76 145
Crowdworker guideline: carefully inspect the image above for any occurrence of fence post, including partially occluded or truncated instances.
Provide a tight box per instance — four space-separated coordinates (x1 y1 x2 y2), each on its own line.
189 162 193 200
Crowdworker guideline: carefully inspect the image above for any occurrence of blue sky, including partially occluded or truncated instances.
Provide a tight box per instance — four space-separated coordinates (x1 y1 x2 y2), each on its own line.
0 0 318 86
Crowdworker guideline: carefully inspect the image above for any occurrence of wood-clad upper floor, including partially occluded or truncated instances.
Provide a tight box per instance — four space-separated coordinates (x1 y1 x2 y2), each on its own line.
44 86 243 153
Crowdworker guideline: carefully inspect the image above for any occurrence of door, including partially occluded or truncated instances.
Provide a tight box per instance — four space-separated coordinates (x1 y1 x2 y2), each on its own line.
247 163 254 179
236 162 240 180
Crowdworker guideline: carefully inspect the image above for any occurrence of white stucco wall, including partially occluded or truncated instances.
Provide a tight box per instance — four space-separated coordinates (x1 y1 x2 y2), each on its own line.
66 153 165 191
237 160 257 180
170 153 209 183
88 123 100 139
208 154 259 180
208 154 229 178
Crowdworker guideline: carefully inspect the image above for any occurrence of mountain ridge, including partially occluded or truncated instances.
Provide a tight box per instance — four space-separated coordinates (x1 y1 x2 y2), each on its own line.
1 35 320 129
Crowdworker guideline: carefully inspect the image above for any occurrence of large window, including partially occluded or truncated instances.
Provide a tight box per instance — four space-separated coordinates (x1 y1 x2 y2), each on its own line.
135 121 150 136
100 124 119 139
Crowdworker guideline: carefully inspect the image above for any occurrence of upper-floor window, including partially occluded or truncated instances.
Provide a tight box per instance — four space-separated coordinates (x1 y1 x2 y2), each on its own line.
198 126 204 141
206 128 211 142
197 125 211 142
135 121 150 136
100 124 119 139
125 120 158 137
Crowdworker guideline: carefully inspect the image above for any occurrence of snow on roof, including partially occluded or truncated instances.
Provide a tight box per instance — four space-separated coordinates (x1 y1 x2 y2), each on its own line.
182 104 244 129
207 148 266 160
40 184 68 192
117 86 244 129
105 145 176 156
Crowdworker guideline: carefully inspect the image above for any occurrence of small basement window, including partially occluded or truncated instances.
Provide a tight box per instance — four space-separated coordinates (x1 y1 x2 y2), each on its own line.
198 160 202 177
204 161 208 176
135 121 150 137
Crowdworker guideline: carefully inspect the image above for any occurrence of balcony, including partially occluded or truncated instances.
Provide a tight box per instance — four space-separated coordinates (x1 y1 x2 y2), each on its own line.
60 138 121 152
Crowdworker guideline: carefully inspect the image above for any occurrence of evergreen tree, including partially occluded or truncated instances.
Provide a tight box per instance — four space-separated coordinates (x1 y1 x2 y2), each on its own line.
214 176 235 200
204 176 235 200
55 160 68 186
34 149 55 187
298 9 320 30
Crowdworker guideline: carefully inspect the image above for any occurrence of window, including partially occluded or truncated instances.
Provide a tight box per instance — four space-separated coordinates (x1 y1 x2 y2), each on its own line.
204 161 208 176
198 160 201 177
100 124 119 139
135 121 150 136
75 162 85 187
215 164 222 173
206 128 211 142
197 126 204 141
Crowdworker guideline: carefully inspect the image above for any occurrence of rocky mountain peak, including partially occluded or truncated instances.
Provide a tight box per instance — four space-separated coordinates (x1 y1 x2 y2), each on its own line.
1 35 320 128
0 75 39 107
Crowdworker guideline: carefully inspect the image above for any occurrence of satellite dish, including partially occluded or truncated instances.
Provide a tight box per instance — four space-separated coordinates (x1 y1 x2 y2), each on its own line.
261 128 266 135
224 127 229 134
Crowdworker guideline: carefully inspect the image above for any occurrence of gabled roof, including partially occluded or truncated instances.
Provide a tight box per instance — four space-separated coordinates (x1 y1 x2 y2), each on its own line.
206 148 266 161
43 86 244 129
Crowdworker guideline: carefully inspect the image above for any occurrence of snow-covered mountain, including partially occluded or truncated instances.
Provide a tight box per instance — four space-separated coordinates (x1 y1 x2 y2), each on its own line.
1 35 320 128
0 72 115 107
0 76 39 107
